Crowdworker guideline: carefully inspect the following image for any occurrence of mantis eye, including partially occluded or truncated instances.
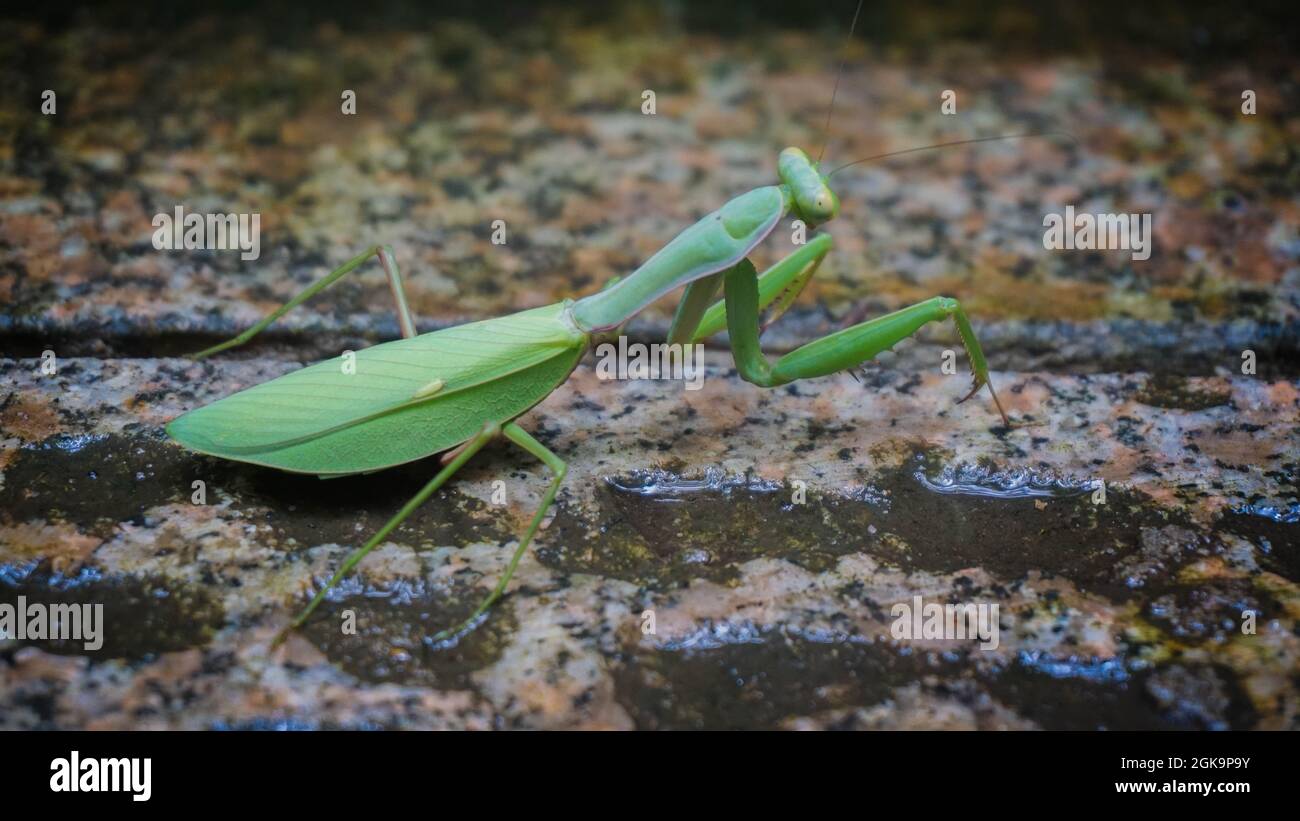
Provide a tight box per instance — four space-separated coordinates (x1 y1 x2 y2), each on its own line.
809 189 838 220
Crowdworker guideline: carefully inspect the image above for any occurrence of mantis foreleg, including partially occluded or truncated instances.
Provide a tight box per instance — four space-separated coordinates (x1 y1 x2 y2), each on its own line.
193 244 415 359
688 233 833 343
666 271 724 346
722 259 1011 425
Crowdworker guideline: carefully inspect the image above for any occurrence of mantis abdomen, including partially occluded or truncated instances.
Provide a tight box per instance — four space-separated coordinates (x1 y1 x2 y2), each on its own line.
166 301 589 477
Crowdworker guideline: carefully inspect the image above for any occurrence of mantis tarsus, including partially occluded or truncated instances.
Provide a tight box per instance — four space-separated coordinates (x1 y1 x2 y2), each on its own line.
167 3 1031 644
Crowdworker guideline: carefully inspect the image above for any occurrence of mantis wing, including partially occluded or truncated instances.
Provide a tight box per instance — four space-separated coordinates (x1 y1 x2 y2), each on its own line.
166 301 588 476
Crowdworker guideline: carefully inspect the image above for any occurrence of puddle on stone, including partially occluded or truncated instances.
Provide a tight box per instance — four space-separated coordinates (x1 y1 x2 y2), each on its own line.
614 628 1254 730
297 578 513 691
613 630 924 730
544 449 1204 601
988 655 1254 730
0 563 224 661
867 451 1203 600
1220 503 1298 582
1 431 188 538
230 458 513 554
1143 577 1273 646
1 430 513 551
912 459 1095 499
543 467 876 586
1133 373 1232 410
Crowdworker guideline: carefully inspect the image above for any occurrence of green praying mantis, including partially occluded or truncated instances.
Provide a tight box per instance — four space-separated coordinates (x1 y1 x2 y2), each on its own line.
166 143 1016 645
166 5 1036 645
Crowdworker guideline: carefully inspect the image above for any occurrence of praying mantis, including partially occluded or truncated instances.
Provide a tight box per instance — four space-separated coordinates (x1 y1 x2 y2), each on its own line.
167 144 1014 645
166 3 1028 645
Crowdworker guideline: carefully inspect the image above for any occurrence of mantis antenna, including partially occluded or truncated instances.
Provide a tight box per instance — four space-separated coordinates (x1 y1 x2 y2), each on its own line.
816 0 866 163
812 0 1074 171
828 131 1079 177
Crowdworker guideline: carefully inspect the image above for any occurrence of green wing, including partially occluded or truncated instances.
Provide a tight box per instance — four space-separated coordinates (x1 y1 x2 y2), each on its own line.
167 301 588 476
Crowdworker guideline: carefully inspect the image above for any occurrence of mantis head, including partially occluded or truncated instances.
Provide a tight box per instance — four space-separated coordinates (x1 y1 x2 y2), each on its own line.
779 146 839 227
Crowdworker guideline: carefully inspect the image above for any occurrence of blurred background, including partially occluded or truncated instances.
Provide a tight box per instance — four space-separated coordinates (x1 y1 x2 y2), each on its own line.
2 0 1297 371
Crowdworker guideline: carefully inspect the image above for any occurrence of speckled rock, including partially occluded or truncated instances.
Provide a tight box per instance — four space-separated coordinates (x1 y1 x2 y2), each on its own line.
1 353 1295 729
2 10 1297 373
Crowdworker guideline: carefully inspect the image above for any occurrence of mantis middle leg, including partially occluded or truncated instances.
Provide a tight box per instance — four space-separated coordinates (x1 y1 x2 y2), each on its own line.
273 419 501 646
430 422 568 642
193 244 416 359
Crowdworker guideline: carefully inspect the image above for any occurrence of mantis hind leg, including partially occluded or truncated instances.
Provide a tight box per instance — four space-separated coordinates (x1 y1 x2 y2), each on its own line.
272 420 501 646
430 422 567 643
722 260 1011 426
192 244 416 359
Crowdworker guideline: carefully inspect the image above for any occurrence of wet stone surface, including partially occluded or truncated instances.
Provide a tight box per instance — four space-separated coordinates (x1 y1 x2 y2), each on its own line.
297 580 517 693
543 470 878 585
1 354 1297 729
1 564 224 661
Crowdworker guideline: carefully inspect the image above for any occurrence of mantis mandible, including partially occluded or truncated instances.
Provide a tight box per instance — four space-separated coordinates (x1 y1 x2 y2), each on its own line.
167 4 1029 644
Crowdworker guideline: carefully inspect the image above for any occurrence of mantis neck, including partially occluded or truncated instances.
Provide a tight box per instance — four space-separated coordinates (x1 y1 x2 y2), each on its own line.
569 185 792 332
